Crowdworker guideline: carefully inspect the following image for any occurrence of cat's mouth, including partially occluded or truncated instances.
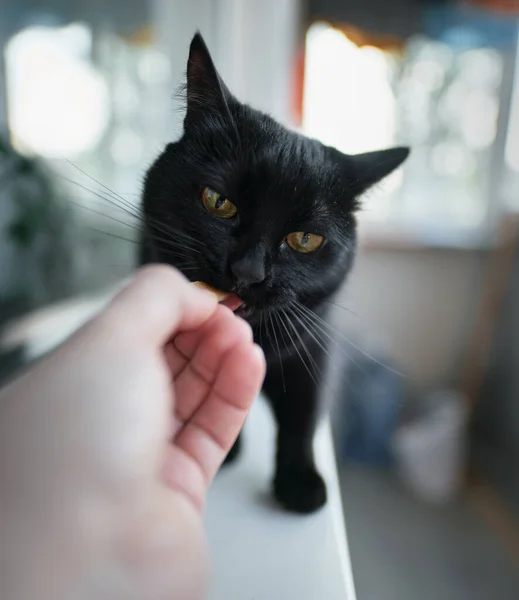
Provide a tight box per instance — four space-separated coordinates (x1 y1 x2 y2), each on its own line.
193 281 243 312
191 281 266 320
220 292 244 312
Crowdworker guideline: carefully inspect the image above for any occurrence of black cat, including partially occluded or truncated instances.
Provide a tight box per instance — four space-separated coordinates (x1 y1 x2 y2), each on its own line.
140 33 409 513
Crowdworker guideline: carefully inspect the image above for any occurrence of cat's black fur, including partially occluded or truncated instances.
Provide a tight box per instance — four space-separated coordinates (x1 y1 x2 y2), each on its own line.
141 33 409 513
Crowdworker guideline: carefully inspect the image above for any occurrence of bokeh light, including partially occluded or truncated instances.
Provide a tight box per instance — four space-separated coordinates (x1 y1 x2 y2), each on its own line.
5 23 109 158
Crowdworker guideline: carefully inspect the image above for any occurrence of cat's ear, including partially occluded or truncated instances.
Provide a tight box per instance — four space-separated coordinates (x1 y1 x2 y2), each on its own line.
185 32 232 124
348 147 410 195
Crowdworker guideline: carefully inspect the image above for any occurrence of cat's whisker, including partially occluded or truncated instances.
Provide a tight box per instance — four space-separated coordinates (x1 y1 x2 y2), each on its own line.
295 302 404 377
142 214 208 255
269 311 286 395
172 264 199 272
287 306 332 360
148 214 207 250
290 304 366 401
62 172 206 257
70 199 141 234
319 298 359 318
283 308 321 380
292 303 344 355
62 181 141 225
64 183 159 251
84 216 199 268
258 311 264 349
273 310 287 351
106 261 198 273
93 228 198 269
140 224 203 259
279 308 319 387
61 176 142 221
292 302 373 379
277 309 312 382
144 230 203 255
68 190 204 259
156 249 199 265
296 303 392 391
90 227 138 245
62 158 141 213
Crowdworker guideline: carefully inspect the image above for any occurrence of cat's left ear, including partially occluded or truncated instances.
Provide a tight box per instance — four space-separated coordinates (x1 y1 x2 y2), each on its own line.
347 147 410 195
185 32 232 124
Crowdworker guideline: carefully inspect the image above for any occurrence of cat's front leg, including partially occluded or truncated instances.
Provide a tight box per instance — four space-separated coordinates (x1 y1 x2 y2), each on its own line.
263 343 327 514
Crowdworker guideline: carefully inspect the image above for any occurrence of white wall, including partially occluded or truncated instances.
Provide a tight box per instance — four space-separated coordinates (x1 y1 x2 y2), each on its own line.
151 0 301 142
214 0 301 124
335 246 486 392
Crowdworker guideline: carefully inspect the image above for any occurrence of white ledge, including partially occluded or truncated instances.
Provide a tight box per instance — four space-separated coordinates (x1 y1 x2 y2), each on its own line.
205 396 356 600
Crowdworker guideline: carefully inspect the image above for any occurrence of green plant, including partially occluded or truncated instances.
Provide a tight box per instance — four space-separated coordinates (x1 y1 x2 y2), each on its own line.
0 137 55 248
0 135 76 306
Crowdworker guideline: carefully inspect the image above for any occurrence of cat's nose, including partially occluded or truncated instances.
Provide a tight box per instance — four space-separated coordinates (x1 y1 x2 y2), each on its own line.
231 252 266 286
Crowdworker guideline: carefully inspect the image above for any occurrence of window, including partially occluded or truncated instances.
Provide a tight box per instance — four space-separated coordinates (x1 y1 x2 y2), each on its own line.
4 21 172 229
303 19 518 247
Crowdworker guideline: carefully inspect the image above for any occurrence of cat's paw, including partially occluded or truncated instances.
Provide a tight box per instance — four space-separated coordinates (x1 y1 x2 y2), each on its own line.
222 434 242 466
274 466 327 513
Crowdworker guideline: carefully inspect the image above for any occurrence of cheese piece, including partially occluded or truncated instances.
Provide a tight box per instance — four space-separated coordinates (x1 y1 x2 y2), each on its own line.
192 281 229 302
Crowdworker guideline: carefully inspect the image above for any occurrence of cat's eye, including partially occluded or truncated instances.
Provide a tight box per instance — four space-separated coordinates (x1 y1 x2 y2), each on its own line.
202 187 237 219
286 231 324 254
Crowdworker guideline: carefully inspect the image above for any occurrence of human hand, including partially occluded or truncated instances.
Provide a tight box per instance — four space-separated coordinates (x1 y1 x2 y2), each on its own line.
0 265 265 600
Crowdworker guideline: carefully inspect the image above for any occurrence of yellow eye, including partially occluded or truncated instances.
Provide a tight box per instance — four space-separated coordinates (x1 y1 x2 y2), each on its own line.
202 187 237 219
286 232 324 254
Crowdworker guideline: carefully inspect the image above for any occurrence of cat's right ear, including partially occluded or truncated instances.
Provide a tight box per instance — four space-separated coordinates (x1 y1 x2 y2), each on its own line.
185 32 232 124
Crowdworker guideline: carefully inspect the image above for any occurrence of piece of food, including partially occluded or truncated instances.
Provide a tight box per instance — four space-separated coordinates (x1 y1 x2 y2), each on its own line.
192 281 243 312
192 281 230 302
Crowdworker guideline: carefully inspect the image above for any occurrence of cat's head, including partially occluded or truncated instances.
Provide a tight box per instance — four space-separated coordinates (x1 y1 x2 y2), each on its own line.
142 33 409 321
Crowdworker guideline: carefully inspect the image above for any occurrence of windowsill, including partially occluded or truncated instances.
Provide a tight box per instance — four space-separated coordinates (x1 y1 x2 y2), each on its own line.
205 397 356 600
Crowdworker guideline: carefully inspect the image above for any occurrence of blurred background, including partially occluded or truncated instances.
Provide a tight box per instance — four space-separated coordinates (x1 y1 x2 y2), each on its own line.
1 0 519 598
